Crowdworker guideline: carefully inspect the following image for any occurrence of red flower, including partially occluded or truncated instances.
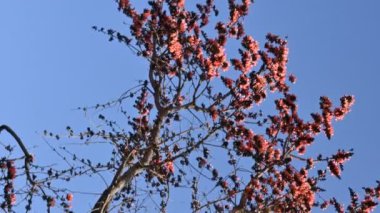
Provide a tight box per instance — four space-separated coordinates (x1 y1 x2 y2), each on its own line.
220 180 228 189
231 59 243 71
325 123 334 139
333 150 353 164
333 108 346 121
229 9 240 25
209 106 218 121
179 19 187 33
119 0 130 10
306 158 314 169
320 96 333 109
168 33 183 61
9 193 16 205
328 160 341 178
340 95 355 109
289 74 297 83
8 166 16 180
66 193 73 202
177 0 185 8
228 189 237 198
222 77 234 89
47 197 56 207
254 135 268 154
166 162 175 174
222 61 229 71
238 74 250 90
176 96 185 105
321 201 330 210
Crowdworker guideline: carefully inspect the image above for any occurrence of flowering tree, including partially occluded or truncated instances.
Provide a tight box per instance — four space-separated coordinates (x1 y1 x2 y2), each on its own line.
0 0 379 212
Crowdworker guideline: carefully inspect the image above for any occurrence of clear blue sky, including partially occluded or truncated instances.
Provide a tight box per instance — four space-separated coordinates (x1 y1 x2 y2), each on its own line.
0 0 379 212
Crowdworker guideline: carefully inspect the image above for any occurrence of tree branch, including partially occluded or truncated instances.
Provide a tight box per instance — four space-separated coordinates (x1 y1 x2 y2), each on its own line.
0 125 46 195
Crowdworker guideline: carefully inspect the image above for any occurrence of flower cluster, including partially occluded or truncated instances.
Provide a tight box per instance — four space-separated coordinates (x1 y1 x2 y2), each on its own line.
319 95 355 139
168 32 183 61
262 33 289 92
334 95 355 120
1 161 17 208
228 0 252 26
74 1 380 212
231 36 260 74
327 149 353 178
320 96 334 139
132 86 152 137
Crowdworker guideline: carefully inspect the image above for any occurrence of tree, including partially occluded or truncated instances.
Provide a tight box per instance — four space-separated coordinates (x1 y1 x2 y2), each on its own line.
0 0 379 212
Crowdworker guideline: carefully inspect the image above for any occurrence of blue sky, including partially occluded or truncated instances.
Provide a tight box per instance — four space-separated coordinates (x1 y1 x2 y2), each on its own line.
0 0 379 212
